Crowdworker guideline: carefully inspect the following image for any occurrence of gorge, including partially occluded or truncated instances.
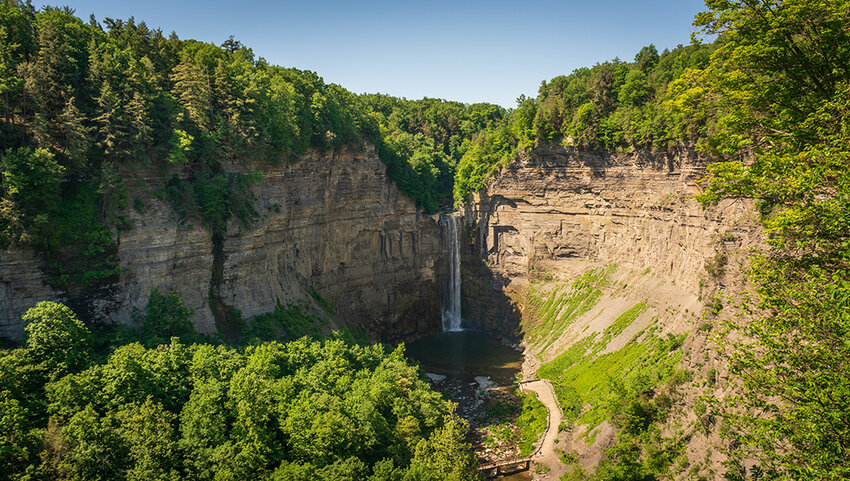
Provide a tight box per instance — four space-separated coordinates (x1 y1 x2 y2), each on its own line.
441 213 463 332
0 145 444 342
0 139 759 478
2 1 846 479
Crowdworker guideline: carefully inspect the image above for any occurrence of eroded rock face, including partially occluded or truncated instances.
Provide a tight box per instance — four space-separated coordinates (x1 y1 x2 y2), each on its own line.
0 250 64 340
219 146 442 340
461 145 759 334
0 145 442 341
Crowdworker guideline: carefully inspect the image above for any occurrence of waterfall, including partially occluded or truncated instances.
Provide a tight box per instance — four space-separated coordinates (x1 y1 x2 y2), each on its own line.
441 213 462 331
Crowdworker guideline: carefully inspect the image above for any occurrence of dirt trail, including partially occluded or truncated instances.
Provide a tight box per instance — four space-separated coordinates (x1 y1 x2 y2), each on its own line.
521 380 567 479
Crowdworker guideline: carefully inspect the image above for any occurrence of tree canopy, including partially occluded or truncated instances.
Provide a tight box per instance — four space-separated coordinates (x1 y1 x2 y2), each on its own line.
452 41 718 201
2 1 850 478
690 0 850 478
0 302 481 481
0 2 501 293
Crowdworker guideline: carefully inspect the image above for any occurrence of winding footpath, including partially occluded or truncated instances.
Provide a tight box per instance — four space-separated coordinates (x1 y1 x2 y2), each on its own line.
520 380 567 479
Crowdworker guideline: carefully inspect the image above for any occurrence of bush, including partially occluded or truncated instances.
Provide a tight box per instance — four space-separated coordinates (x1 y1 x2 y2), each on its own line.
23 301 91 377
137 289 196 342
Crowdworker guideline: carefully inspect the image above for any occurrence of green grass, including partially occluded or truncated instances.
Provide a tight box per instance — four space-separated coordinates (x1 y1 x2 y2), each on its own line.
523 265 616 351
515 389 549 456
601 302 648 344
537 305 684 436
309 286 336 316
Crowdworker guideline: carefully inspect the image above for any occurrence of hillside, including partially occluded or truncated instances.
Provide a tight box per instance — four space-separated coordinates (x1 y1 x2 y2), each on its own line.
1 1 849 480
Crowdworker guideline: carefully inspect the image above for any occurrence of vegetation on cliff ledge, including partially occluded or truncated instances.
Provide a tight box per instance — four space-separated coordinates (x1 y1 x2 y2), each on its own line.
2 0 850 479
466 1 849 476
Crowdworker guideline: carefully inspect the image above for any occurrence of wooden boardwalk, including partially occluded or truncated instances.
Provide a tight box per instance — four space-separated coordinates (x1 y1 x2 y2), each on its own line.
477 458 532 478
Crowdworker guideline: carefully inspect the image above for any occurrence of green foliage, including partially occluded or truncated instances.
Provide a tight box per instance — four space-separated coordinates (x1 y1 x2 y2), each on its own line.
3 2 848 477
602 303 648 344
0 147 123 291
587 379 682 481
0 302 481 480
515 390 548 456
406 415 480 481
453 42 717 203
23 301 91 378
362 95 504 211
245 300 329 342
0 147 64 245
703 252 727 277
165 170 259 233
41 178 123 288
481 388 547 458
0 389 42 477
453 120 521 202
523 265 614 352
136 289 196 342
537 315 682 431
0 4 504 299
688 1 850 477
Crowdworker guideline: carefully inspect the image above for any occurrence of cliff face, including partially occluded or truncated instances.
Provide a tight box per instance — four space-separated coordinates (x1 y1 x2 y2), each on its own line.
218 147 442 340
0 250 64 340
462 145 761 477
0 145 442 341
462 145 758 334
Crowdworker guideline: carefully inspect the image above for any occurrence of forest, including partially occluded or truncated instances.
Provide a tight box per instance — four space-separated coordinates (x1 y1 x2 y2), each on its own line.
0 301 479 480
1 0 849 479
0 3 504 289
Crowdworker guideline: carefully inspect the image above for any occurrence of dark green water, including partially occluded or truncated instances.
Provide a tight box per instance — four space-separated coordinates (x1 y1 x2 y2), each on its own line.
407 330 529 480
405 329 523 383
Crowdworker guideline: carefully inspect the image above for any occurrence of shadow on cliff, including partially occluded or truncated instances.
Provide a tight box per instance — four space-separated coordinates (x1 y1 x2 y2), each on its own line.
458 223 523 340
533 145 684 175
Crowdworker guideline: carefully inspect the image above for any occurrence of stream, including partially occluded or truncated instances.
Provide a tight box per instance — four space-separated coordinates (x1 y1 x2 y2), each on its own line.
407 330 532 480
414 214 533 479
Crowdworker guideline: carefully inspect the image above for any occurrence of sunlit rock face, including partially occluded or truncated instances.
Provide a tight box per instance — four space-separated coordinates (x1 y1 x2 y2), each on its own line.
461 145 760 334
218 145 442 340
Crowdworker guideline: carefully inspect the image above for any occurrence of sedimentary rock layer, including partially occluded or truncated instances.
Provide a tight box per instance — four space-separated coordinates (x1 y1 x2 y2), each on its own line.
0 145 442 341
462 146 758 333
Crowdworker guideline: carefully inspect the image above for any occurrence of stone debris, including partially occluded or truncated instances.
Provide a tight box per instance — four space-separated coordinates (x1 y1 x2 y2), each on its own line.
424 372 446 383
475 375 496 391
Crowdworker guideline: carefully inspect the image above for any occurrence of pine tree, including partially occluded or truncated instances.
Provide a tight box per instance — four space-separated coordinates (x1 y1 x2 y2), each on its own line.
19 20 70 149
171 53 211 132
94 82 133 161
58 96 90 166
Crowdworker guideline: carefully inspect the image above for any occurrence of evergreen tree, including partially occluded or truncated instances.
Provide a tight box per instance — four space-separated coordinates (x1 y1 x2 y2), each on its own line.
171 53 211 133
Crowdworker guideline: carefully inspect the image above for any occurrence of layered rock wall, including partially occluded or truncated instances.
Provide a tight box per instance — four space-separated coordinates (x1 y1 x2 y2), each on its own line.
0 145 442 341
462 146 758 333
219 147 442 340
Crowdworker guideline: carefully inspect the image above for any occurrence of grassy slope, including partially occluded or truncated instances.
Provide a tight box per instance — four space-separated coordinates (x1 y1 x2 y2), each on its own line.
523 265 687 440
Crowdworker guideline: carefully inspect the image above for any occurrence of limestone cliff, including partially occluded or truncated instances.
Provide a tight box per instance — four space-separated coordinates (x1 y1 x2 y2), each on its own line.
0 145 442 341
462 145 758 334
218 146 442 340
462 145 761 478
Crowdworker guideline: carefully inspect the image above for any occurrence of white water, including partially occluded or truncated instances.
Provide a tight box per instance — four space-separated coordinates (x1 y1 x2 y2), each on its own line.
441 213 463 331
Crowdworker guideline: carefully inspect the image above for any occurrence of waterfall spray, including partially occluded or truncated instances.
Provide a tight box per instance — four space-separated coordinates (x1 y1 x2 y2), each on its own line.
441 213 462 331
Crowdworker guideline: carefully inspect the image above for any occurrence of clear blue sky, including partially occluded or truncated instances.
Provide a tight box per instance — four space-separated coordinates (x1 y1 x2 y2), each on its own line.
52 0 708 108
